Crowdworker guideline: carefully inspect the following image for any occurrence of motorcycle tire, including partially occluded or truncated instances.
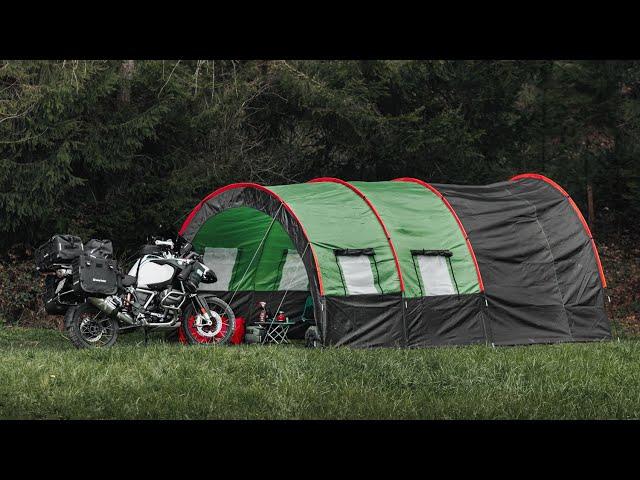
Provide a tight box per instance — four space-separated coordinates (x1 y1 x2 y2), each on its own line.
181 296 235 346
66 302 119 349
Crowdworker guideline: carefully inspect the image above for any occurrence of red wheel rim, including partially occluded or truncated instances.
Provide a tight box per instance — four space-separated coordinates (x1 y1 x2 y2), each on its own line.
186 314 228 344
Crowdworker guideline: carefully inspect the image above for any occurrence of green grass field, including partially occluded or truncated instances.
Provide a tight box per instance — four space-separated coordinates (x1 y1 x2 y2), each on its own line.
1 326 639 420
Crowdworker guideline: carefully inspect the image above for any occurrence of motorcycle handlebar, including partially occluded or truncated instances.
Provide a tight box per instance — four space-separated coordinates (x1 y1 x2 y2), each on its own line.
183 251 202 262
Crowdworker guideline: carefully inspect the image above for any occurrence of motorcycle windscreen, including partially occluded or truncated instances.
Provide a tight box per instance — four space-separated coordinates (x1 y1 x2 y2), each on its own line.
129 255 175 288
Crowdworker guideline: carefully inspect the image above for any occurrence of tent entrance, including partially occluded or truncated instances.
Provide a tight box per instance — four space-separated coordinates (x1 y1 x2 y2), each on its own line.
190 206 312 331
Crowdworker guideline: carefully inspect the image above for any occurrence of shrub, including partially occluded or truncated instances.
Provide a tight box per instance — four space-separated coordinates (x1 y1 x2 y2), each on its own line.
0 246 61 329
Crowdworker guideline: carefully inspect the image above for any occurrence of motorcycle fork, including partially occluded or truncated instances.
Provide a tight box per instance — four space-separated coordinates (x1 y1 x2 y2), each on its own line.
191 295 211 325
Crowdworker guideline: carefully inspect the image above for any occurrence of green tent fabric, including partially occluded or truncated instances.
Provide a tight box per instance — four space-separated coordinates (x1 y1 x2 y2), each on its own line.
186 180 480 298
192 207 299 291
269 181 400 296
349 180 480 297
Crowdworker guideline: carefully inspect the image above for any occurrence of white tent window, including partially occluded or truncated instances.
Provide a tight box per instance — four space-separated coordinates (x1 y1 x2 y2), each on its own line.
415 254 456 296
278 249 308 291
336 254 378 295
200 247 238 291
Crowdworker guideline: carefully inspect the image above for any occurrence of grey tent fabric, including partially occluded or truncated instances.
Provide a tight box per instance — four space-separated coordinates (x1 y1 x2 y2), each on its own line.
434 178 610 345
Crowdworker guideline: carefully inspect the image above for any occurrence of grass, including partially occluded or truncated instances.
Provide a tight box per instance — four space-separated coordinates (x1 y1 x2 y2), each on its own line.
1 326 640 420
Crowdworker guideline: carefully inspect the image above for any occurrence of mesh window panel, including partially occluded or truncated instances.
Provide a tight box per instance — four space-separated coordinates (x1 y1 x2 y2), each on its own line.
201 247 238 291
278 249 309 291
336 254 378 295
415 255 456 296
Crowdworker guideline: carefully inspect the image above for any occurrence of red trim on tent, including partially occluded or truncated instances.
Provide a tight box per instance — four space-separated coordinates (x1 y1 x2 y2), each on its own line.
510 173 607 289
308 177 406 293
393 177 486 293
178 182 325 295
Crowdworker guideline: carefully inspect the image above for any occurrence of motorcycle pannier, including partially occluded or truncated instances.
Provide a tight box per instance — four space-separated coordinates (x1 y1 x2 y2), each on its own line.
72 254 118 297
35 235 83 272
43 275 78 315
83 239 113 259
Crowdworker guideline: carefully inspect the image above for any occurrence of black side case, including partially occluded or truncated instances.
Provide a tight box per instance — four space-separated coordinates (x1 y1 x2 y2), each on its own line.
72 254 119 297
43 275 79 315
35 235 84 272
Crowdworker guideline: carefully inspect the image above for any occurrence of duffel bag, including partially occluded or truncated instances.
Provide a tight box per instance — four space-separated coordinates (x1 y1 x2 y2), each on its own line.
35 235 83 272
72 254 118 297
84 239 113 259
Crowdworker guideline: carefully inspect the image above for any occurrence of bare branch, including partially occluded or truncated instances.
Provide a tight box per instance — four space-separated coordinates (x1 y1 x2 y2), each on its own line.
0 102 36 125
158 60 181 97
0 126 49 144
232 60 238 95
194 60 204 96
279 60 324 87
211 60 215 101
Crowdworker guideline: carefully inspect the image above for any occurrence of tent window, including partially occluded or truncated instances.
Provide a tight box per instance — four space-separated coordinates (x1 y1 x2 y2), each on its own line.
412 250 458 296
278 249 309 291
201 247 238 291
335 249 379 295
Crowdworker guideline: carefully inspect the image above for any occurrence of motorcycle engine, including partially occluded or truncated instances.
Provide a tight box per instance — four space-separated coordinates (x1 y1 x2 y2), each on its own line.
160 288 182 307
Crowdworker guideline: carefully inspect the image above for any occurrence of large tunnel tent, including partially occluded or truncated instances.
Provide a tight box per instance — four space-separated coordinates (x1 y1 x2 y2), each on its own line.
179 174 611 348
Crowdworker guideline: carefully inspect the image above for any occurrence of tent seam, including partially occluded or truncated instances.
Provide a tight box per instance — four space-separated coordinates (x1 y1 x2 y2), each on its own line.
510 173 607 289
503 183 574 340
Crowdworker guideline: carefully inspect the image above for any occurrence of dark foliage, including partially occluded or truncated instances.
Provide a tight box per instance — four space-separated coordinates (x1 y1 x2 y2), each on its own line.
1 60 638 329
1 60 638 255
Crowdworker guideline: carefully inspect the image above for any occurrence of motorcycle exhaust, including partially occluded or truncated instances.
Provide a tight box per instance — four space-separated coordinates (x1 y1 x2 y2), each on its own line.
144 321 181 328
88 297 135 325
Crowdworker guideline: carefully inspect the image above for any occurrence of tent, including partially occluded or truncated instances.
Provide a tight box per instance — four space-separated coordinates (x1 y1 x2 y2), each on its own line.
178 174 611 347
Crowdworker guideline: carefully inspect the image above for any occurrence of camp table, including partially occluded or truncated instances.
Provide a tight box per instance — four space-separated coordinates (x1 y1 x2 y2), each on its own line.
254 319 297 345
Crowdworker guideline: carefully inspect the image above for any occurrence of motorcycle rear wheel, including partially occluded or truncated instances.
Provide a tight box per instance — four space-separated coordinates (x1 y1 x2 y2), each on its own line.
66 302 119 349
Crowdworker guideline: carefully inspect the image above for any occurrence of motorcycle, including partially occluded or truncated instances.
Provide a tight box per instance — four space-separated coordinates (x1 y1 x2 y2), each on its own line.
39 236 235 349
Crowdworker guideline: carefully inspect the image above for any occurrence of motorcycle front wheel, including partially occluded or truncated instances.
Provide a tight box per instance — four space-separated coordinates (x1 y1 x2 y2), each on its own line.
181 296 235 346
66 302 119 349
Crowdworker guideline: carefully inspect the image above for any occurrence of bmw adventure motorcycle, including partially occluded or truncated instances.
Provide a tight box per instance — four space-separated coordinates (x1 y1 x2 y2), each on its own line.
37 236 235 349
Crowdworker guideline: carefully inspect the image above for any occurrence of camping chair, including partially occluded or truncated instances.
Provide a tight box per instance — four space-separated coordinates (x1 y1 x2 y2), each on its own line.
289 295 314 325
301 295 314 323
